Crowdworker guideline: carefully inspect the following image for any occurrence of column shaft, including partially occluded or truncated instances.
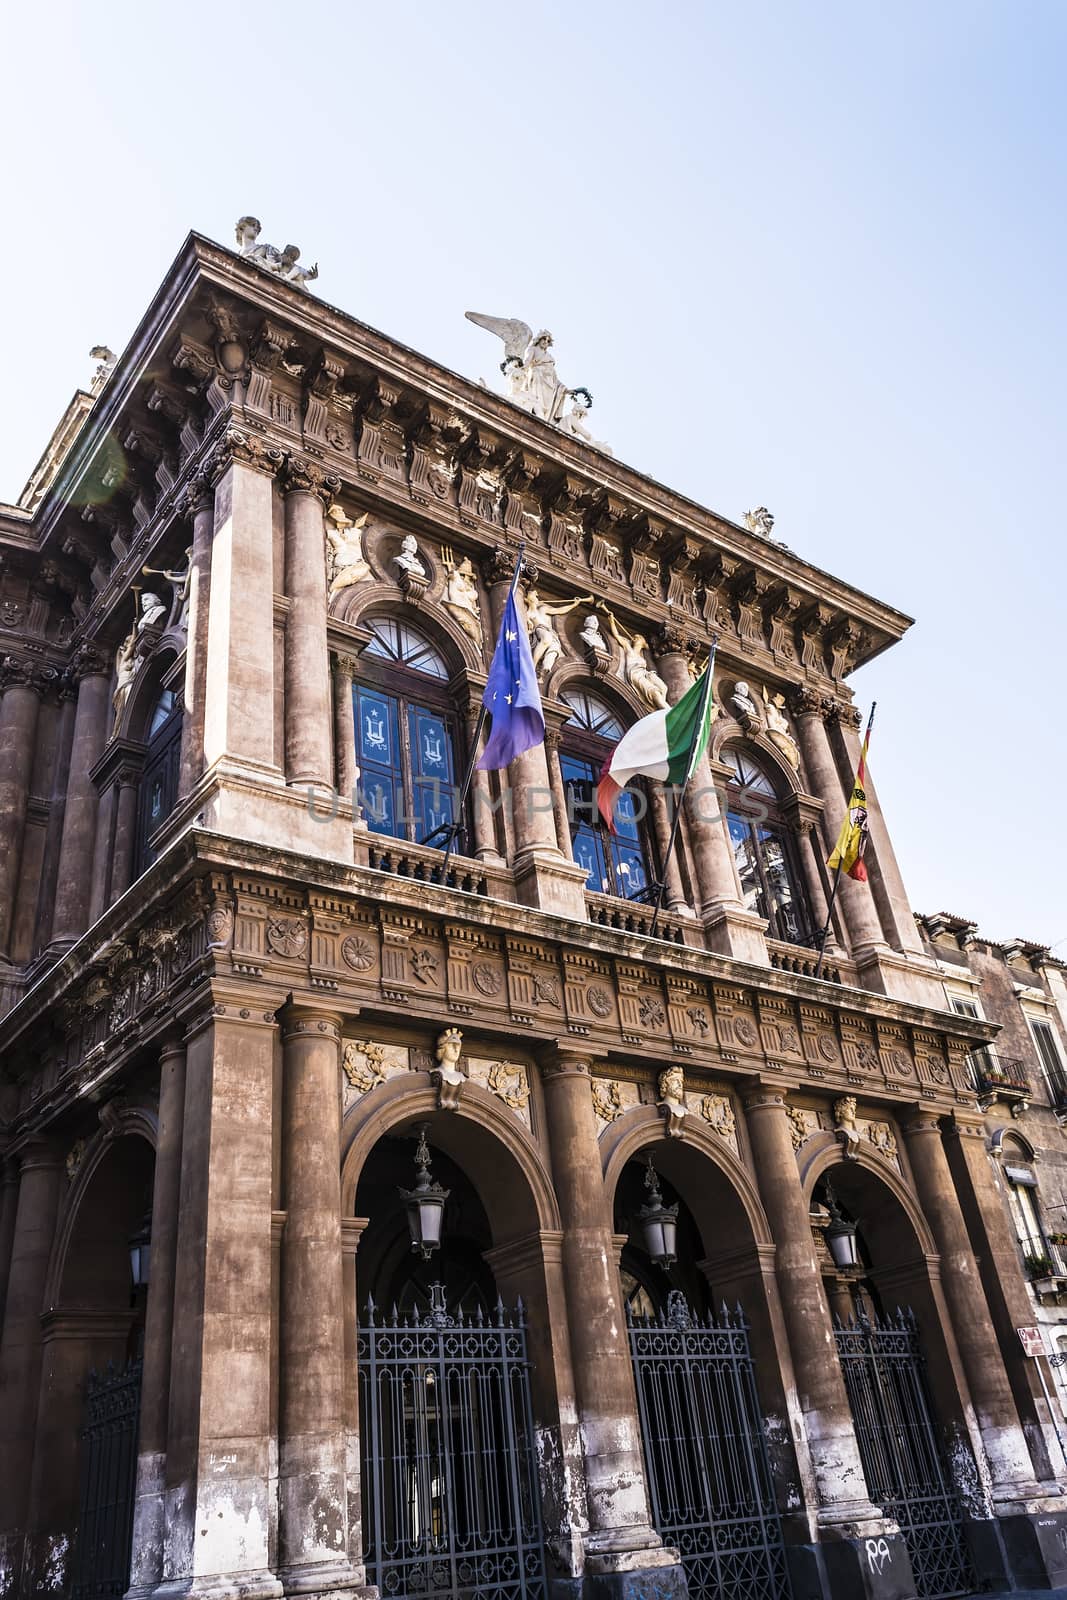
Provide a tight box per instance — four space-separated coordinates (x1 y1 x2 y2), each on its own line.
109 774 140 901
646 782 689 911
127 1039 187 1597
790 702 884 950
333 655 359 804
178 482 215 796
283 471 333 789
51 662 111 946
903 1114 1043 1498
0 1161 19 1330
277 1008 358 1589
0 673 43 956
88 779 118 925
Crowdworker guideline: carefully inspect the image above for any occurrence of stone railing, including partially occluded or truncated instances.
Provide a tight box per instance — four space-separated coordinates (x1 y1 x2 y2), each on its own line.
363 836 511 900
767 938 843 985
585 892 690 947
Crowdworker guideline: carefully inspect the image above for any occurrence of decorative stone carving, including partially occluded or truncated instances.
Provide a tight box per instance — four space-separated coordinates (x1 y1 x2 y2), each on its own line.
586 985 612 1019
698 1094 737 1146
440 547 483 645
141 549 193 634
326 506 371 602
111 624 143 730
786 1104 812 1150
557 392 612 454
65 1138 87 1182
205 907 234 950
866 1121 898 1160
136 591 168 636
487 1061 530 1111
341 1040 388 1092
393 534 427 582
578 611 610 666
761 687 800 770
341 934 376 972
266 916 308 959
833 1095 861 1159
411 948 439 985
465 314 601 439
525 588 591 678
431 1027 466 1110
591 1078 624 1125
743 507 776 539
729 679 761 730
658 1066 687 1138
598 605 670 710
236 215 319 288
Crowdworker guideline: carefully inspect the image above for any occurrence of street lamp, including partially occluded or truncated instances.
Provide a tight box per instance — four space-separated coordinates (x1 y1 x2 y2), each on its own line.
637 1154 678 1268
398 1125 449 1260
128 1209 152 1289
822 1183 859 1271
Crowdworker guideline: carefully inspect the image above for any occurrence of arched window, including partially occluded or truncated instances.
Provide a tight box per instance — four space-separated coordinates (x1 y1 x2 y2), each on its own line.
354 617 459 843
134 685 182 875
560 689 653 899
721 745 812 945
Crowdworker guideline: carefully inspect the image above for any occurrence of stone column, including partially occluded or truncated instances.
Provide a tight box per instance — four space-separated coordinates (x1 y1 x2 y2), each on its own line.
540 1049 684 1594
826 703 926 957
88 776 118 925
742 1090 915 1596
50 648 111 948
160 993 284 1600
902 1111 1053 1504
178 473 216 796
787 690 885 954
0 1140 64 1593
282 459 334 790
543 726 572 856
333 654 360 810
127 1038 187 1600
646 780 690 912
276 1006 363 1596
782 794 845 957
465 685 503 862
0 1159 19 1330
109 766 141 901
0 658 49 958
340 1217 370 1573
653 627 767 959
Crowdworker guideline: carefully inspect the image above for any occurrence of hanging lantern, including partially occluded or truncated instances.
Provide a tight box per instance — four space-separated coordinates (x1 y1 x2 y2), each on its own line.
128 1209 152 1288
822 1183 859 1270
637 1154 679 1268
398 1125 450 1260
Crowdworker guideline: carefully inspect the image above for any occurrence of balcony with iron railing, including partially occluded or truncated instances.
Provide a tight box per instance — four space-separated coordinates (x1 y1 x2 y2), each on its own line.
972 1054 1031 1107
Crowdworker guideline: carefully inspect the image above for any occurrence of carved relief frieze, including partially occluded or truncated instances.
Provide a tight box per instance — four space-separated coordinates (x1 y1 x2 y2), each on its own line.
563 950 616 1034
690 1091 739 1154
466 1057 532 1126
445 924 506 1016
547 477 588 569
341 1039 408 1111
591 1076 638 1131
356 376 409 483
665 974 714 1056
505 938 563 1028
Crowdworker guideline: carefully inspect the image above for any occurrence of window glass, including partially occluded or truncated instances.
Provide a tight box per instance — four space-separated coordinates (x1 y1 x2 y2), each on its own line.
949 994 997 1085
726 772 812 946
564 690 625 741
363 616 449 679
1031 1019 1067 1103
559 695 654 901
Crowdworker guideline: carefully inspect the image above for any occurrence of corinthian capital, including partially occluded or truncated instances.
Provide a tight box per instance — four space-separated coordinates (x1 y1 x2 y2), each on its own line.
205 425 284 484
282 455 340 501
1 655 60 695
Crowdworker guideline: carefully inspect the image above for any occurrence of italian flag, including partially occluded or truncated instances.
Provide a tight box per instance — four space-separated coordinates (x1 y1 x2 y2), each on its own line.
597 659 717 830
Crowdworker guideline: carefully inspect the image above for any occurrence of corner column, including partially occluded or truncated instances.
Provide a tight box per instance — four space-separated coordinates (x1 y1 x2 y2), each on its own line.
0 658 50 958
126 1038 187 1599
282 459 334 791
0 1139 65 1595
743 1089 915 1599
50 648 111 949
332 654 360 811
540 1047 685 1599
276 1006 366 1598
178 472 216 796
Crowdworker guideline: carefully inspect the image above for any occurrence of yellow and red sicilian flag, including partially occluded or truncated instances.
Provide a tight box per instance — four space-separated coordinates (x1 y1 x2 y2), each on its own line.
827 704 875 882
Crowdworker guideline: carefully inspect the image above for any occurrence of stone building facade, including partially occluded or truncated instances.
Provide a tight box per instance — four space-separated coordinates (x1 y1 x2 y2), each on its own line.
1 229 1066 1600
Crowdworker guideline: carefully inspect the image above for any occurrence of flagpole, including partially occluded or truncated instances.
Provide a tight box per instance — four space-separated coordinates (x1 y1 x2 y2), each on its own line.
648 640 718 940
436 544 526 881
813 700 876 980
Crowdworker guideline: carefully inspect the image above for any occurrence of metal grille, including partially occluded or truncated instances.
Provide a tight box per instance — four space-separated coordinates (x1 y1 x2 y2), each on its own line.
71 1359 142 1600
628 1293 791 1600
358 1286 547 1600
835 1310 976 1600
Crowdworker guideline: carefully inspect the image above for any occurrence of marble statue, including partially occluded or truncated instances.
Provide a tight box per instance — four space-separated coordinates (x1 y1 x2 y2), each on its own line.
524 588 592 678
441 551 482 644
142 549 193 633
598 606 670 710
89 345 117 396
730 679 761 728
326 506 372 600
235 216 319 290
658 1066 687 1138
136 591 167 635
579 612 608 653
112 628 140 726
762 685 800 770
465 313 601 435
744 506 775 539
393 535 427 581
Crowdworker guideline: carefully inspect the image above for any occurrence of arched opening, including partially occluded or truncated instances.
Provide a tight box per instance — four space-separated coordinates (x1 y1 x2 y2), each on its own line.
353 615 464 845
41 1133 155 1600
721 744 812 945
605 1122 796 1600
560 687 655 900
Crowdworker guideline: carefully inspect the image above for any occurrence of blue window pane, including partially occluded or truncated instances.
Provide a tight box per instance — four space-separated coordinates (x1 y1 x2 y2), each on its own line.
361 772 402 837
410 708 453 782
414 780 455 840
613 788 642 842
612 842 647 895
356 689 397 767
573 827 608 892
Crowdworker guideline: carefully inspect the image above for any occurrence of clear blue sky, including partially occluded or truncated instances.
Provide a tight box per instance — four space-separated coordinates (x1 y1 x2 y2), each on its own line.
3 1 1064 946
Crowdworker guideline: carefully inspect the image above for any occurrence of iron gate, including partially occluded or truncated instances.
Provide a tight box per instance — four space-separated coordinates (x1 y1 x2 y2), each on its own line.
71 1358 142 1600
358 1286 547 1600
835 1310 975 1600
628 1292 791 1600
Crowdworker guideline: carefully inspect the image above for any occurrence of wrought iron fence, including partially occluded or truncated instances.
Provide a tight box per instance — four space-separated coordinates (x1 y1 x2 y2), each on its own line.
628 1292 791 1600
835 1310 975 1600
71 1358 142 1600
358 1287 547 1600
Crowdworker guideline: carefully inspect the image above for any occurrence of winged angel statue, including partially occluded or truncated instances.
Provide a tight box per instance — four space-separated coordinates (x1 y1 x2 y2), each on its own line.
465 313 611 453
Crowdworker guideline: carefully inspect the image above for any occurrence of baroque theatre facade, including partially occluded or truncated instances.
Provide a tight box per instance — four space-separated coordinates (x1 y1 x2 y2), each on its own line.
0 229 1064 1600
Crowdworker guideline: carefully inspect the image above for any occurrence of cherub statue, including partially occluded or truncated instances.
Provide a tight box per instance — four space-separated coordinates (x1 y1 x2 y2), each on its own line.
142 548 193 633
524 588 592 678
762 685 800 770
441 550 482 644
326 505 371 600
598 606 670 710
393 535 427 581
557 389 613 455
730 679 761 729
136 591 168 635
465 314 585 426
276 244 319 286
744 506 776 539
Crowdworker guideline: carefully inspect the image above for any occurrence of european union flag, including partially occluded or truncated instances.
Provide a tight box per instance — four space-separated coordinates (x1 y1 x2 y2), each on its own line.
477 589 545 770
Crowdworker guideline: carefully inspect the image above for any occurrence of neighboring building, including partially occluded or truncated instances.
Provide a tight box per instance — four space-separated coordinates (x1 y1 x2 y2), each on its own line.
916 914 1067 1400
1 225 1066 1600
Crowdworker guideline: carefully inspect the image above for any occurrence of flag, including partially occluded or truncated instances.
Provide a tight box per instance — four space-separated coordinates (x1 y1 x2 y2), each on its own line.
597 656 716 830
477 589 545 770
827 710 874 881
